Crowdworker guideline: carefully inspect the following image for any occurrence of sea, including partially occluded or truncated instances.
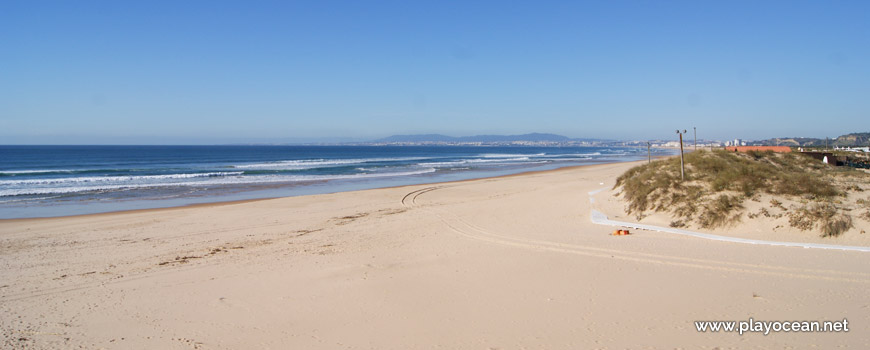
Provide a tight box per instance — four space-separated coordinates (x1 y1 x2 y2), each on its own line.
0 145 670 219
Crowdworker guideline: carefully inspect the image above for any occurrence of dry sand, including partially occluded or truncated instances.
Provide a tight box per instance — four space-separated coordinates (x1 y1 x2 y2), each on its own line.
1 161 868 349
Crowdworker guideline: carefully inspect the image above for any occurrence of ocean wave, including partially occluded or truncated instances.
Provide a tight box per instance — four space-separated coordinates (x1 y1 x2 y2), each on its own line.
419 157 533 167
0 172 245 186
233 159 364 169
479 153 545 158
476 152 602 160
0 195 65 204
0 168 437 197
0 168 168 177
537 152 601 157
0 169 77 174
0 169 84 176
232 156 431 170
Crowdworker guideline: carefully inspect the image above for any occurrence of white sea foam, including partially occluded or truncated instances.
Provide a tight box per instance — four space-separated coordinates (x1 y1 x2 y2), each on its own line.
470 157 531 163
0 169 437 196
234 159 365 169
536 157 591 161
0 195 65 203
418 157 535 167
0 169 80 175
480 153 545 158
537 152 601 157
0 172 245 186
233 157 431 170
0 150 624 200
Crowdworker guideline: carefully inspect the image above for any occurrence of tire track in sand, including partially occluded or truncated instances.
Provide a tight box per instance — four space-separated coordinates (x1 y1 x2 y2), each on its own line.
401 185 870 283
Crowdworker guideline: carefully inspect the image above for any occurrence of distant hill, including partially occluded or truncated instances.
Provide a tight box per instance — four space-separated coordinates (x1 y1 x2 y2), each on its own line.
834 132 870 147
375 134 459 143
373 133 574 143
751 132 870 147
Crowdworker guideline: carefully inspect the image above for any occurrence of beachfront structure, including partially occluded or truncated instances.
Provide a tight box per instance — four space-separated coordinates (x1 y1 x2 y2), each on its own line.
725 139 747 146
834 146 870 153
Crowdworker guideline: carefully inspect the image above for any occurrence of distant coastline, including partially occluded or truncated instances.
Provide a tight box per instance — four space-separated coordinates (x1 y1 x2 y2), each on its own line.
222 131 870 148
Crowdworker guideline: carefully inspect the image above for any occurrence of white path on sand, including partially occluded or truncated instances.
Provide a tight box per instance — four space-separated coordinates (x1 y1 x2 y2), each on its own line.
588 188 870 253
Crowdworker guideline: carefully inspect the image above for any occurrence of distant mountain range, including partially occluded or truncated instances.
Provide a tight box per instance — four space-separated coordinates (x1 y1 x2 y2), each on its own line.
372 133 599 143
750 132 870 147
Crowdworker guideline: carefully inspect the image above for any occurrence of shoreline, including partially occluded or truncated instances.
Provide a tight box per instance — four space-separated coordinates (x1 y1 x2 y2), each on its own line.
1 144 673 221
0 160 630 222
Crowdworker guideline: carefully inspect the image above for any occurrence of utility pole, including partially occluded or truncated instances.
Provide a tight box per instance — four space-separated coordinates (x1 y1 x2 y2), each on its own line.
647 142 651 164
693 127 697 151
676 129 687 181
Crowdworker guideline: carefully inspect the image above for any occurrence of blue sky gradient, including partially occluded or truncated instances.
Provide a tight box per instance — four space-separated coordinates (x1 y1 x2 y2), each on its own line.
1 1 868 144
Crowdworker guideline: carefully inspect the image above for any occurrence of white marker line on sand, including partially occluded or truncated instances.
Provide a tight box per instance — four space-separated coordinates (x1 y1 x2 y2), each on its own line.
588 188 870 253
587 188 608 196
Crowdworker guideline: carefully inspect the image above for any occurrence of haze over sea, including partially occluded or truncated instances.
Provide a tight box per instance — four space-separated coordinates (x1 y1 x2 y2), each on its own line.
0 145 670 219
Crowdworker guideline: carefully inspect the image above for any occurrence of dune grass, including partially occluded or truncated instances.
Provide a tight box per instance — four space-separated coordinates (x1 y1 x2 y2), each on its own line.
615 149 864 236
787 203 853 237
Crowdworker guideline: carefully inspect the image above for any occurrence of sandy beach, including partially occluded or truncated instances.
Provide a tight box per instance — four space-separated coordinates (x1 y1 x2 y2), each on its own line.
2 160 868 349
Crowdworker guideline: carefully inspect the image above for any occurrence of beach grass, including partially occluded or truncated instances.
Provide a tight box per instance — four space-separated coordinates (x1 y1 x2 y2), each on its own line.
615 149 868 236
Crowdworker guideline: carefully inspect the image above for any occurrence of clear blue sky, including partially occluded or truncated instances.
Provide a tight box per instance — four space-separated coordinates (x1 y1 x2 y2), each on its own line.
1 1 868 144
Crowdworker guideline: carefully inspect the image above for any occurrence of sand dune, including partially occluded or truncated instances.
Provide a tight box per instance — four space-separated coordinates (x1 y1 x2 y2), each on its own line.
1 161 868 349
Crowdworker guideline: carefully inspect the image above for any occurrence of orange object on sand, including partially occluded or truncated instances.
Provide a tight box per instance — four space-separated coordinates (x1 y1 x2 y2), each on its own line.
612 229 631 236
